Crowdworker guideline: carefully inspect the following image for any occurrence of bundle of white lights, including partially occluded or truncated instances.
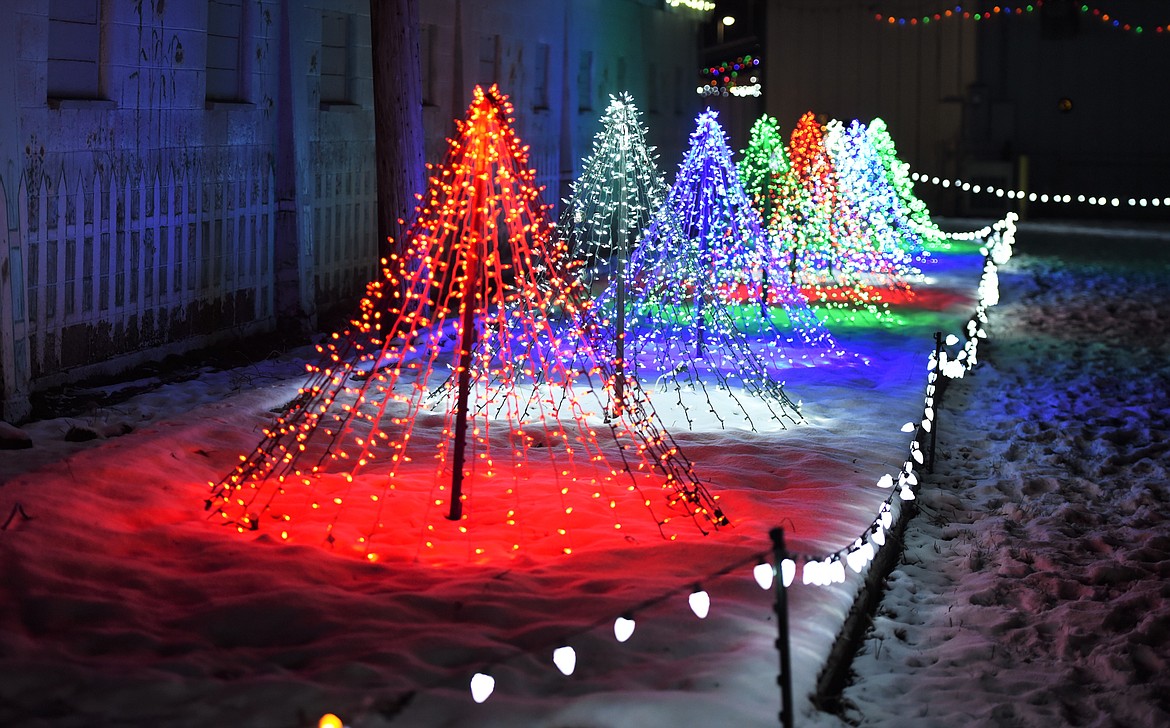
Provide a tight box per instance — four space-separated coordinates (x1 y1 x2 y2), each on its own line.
910 171 1169 209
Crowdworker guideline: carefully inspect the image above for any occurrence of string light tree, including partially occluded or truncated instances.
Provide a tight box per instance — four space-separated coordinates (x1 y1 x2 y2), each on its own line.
559 94 792 430
867 117 944 243
596 108 847 430
737 114 789 239
778 111 915 322
207 85 727 562
823 117 925 280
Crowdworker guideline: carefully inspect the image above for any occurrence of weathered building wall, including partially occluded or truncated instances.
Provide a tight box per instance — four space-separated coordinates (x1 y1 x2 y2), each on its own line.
0 0 706 422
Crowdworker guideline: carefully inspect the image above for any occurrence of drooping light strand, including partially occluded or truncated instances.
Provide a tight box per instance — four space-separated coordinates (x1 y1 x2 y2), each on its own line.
910 170 1170 209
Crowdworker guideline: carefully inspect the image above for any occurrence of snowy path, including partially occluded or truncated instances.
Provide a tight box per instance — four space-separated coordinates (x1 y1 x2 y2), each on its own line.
835 235 1170 727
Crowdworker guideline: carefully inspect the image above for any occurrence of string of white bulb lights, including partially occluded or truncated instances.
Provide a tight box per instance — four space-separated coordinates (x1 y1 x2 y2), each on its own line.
910 170 1169 209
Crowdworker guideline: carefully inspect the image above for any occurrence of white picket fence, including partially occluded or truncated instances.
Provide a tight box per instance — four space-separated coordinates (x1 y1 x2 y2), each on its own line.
0 158 277 418
0 152 381 420
311 148 379 309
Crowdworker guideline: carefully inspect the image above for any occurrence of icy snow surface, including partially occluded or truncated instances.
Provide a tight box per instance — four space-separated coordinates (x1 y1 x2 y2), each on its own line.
1 222 1166 727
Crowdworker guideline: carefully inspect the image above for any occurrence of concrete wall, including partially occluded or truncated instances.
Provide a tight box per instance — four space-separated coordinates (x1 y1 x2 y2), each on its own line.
765 0 1170 218
766 0 977 195
417 0 704 206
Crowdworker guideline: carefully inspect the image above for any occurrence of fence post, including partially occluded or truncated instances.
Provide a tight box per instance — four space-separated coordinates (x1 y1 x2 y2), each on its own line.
929 331 944 472
770 527 794 728
0 175 32 421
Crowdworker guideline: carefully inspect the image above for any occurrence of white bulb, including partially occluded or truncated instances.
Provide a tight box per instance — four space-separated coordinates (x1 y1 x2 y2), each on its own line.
872 526 886 546
830 559 847 584
877 473 894 488
553 646 576 676
689 590 711 619
781 558 796 587
945 333 959 346
753 562 774 590
470 673 495 703
614 616 636 643
900 421 916 433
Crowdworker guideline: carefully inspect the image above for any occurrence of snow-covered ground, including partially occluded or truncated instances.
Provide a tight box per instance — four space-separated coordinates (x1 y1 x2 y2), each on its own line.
828 226 1170 728
1 220 1166 727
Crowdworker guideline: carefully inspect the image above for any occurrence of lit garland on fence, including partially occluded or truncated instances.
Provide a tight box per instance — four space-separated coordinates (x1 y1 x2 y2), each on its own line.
874 3 1170 34
910 170 1170 208
776 212 1017 586
207 85 727 561
697 54 762 98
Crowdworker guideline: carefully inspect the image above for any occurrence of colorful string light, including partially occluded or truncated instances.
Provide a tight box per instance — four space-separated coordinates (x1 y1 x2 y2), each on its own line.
874 3 1170 34
697 54 762 98
207 85 726 561
875 3 1042 27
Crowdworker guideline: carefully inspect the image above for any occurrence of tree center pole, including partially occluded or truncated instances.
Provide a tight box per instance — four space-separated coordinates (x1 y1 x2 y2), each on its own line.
613 131 628 417
448 178 485 521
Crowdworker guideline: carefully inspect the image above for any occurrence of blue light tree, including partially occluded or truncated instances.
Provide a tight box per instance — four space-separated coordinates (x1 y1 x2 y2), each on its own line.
825 118 925 262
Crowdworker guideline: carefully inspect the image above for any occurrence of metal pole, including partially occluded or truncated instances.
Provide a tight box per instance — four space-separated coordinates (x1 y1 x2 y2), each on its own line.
770 527 794 728
448 178 485 521
929 331 941 473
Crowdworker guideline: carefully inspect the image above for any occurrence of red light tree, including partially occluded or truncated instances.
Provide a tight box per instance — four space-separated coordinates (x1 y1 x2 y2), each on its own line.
207 86 725 561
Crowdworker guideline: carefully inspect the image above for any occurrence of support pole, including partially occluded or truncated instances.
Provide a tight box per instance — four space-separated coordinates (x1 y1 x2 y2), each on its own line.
770 527 794 728
448 180 485 521
613 129 628 418
929 331 942 473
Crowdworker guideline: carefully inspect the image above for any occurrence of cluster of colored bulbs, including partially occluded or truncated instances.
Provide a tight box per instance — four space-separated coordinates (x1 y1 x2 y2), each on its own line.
697 55 762 98
876 3 1041 25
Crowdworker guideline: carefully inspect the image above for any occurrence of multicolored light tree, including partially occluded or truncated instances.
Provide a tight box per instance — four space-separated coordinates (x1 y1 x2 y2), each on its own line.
777 112 915 319
207 86 726 560
590 109 846 429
